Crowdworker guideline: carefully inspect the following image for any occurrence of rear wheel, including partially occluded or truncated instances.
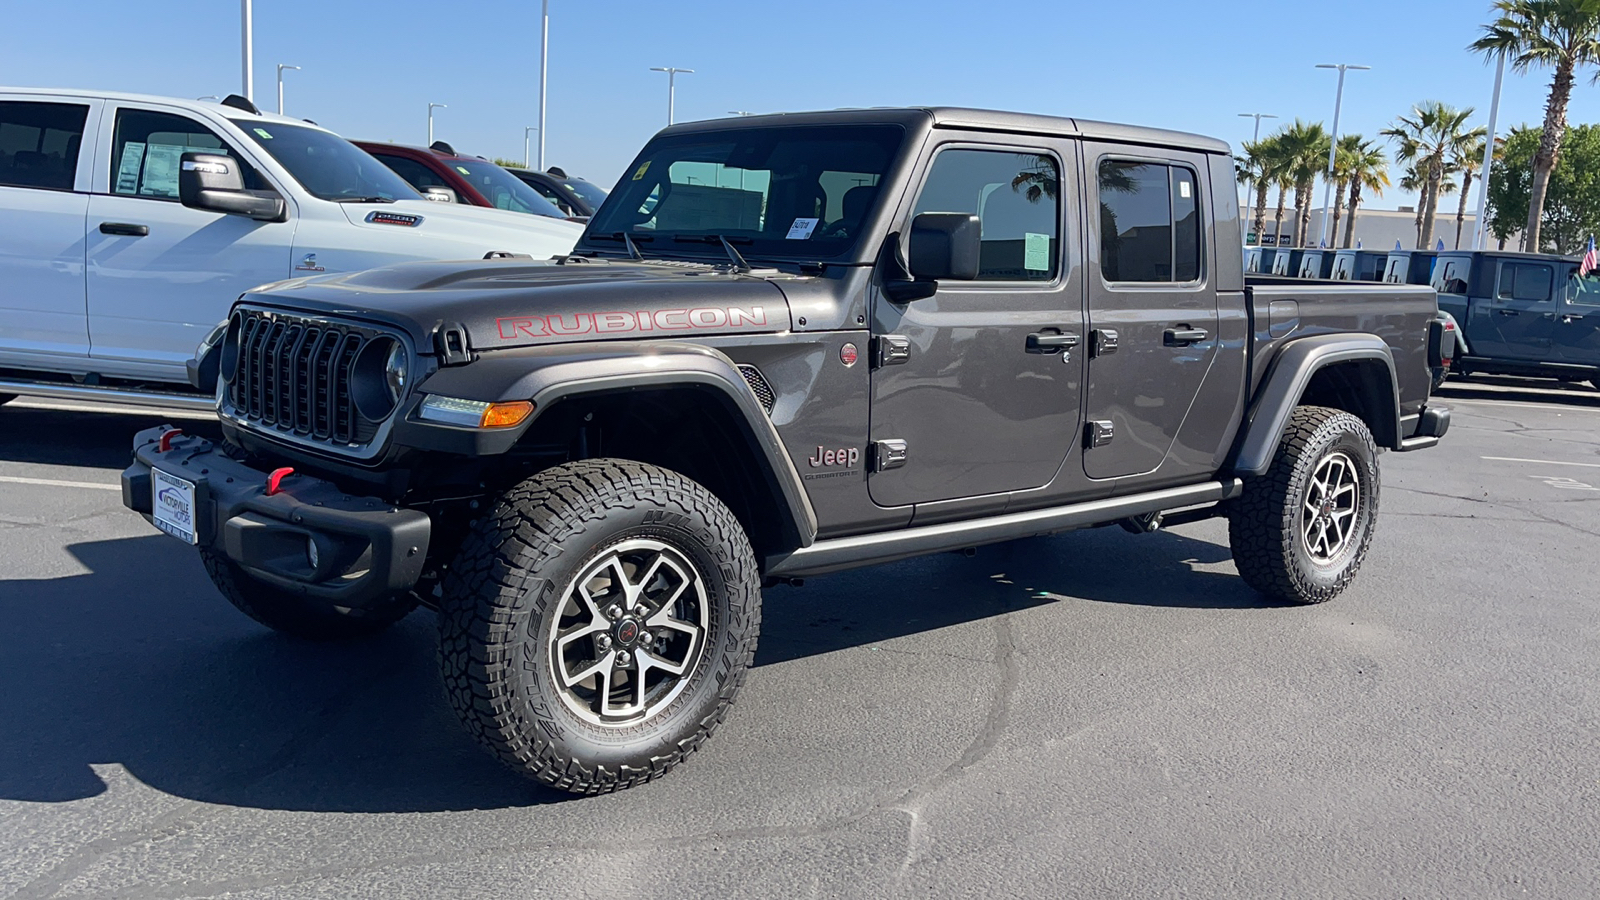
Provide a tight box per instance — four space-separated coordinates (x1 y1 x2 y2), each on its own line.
438 459 761 795
200 549 417 639
1228 406 1380 605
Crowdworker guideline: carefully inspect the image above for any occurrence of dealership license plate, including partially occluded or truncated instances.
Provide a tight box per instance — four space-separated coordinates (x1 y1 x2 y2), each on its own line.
151 468 198 544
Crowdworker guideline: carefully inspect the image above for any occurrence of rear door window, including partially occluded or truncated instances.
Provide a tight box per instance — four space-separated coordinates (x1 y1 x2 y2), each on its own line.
1498 262 1553 302
1097 159 1203 284
0 100 89 191
109 108 262 199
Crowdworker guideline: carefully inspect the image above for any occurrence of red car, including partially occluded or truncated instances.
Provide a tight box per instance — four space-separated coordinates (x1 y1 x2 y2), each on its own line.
354 140 568 219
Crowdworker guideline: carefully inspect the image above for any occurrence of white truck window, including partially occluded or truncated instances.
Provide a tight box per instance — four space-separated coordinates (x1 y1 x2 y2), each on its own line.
109 109 260 199
0 101 89 191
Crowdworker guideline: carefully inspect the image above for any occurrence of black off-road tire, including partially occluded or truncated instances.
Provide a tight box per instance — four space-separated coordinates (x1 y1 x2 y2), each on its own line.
1228 406 1380 605
437 459 761 795
200 549 417 639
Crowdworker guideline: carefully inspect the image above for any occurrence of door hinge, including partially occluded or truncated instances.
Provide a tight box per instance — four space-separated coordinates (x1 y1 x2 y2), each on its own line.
1085 420 1115 448
1091 329 1119 357
873 439 909 471
875 334 911 367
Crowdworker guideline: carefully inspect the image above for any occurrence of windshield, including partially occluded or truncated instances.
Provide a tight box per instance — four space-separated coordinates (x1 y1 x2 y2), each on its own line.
229 119 418 202
563 177 608 208
584 125 907 260
449 159 567 218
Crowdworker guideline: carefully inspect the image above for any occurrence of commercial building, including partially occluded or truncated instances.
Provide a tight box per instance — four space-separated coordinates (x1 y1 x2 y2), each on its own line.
1241 205 1512 251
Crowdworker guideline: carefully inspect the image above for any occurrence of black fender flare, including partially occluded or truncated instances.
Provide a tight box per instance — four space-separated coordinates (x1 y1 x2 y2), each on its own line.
413 340 818 548
1229 333 1400 476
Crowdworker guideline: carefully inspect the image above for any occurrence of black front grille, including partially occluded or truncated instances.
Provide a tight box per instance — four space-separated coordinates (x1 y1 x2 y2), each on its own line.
227 308 386 446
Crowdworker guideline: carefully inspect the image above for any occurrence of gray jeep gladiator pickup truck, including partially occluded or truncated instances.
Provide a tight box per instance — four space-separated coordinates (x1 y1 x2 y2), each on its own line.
121 108 1450 794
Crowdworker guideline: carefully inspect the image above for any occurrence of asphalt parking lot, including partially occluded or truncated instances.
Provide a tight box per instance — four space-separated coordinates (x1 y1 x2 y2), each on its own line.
2 381 1598 900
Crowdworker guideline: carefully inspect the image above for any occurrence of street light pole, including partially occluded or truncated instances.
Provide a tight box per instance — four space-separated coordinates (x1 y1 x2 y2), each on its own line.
428 102 447 145
524 126 538 168
276 64 300 115
1316 63 1371 249
537 0 549 170
1472 53 1507 250
650 67 694 126
241 0 254 101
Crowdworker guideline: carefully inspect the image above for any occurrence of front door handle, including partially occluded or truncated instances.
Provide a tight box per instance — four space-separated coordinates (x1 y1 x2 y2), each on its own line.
1164 326 1210 346
1026 331 1080 353
1495 308 1520 317
99 222 148 237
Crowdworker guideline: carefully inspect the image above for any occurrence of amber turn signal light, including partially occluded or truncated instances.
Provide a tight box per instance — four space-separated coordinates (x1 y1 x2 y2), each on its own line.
481 401 534 428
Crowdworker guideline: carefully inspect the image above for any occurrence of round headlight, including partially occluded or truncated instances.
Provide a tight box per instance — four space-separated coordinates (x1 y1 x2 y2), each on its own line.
384 342 408 401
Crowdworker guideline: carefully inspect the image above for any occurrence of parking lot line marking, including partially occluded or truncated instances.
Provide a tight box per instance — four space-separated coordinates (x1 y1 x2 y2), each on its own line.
0 475 121 491
1445 397 1600 412
1482 456 1600 469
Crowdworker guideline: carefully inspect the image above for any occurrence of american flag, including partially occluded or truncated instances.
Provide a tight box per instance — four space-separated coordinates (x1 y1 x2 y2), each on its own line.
1582 236 1598 276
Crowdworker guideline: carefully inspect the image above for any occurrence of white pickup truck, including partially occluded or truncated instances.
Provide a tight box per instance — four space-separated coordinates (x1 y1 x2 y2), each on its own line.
0 88 582 410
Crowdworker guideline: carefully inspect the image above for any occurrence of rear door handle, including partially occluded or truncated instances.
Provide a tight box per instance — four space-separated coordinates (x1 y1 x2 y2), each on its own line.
1561 314 1583 323
1026 331 1080 353
99 222 148 237
1164 326 1209 346
1495 308 1519 317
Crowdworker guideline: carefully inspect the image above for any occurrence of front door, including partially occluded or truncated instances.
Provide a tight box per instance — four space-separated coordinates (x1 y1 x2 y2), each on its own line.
1082 148 1221 480
1555 271 1600 365
85 103 292 378
0 96 99 362
868 141 1083 508
1470 258 1557 362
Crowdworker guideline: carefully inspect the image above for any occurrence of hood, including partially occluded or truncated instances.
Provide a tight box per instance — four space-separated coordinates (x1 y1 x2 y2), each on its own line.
241 257 794 352
338 198 585 254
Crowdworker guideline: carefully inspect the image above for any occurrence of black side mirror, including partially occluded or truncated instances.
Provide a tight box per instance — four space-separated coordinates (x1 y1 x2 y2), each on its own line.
882 212 980 303
179 152 284 221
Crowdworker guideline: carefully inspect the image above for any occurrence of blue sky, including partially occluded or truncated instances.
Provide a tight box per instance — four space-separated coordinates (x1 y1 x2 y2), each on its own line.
4 0 1596 208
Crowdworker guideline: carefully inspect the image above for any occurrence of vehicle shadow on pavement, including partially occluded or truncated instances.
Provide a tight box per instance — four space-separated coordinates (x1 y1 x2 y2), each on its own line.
756 525 1278 667
0 405 223 469
0 534 567 813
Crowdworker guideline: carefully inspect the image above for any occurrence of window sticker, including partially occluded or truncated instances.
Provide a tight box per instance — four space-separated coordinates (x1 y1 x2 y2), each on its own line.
115 141 146 194
1178 180 1192 199
632 160 652 181
253 127 273 140
139 144 185 197
786 217 819 240
456 165 471 175
1024 232 1050 271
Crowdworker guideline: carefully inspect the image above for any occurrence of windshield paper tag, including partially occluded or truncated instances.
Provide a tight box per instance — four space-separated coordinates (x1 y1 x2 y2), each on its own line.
1024 233 1050 271
631 160 651 181
786 217 819 240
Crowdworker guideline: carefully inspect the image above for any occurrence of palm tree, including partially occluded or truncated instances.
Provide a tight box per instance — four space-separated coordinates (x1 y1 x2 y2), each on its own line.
1399 161 1459 248
1340 138 1390 248
1472 0 1600 252
1254 132 1294 247
1384 102 1483 249
1277 120 1331 247
1328 134 1368 248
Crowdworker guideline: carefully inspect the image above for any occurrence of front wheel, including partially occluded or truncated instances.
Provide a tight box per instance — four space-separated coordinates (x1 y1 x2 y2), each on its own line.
438 460 761 795
1228 406 1380 605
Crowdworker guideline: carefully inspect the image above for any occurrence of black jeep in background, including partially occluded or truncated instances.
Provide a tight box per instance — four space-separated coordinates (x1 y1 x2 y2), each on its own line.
122 107 1449 794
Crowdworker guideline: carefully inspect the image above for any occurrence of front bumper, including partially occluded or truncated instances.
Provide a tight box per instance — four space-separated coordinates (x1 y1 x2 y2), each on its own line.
122 426 431 607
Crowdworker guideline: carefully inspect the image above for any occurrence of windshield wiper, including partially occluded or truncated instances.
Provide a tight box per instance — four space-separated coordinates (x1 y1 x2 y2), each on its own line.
334 195 396 204
672 234 757 271
589 232 657 260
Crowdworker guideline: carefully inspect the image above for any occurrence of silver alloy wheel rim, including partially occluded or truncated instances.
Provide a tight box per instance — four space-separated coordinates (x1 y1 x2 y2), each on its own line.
547 538 709 726
1301 450 1361 565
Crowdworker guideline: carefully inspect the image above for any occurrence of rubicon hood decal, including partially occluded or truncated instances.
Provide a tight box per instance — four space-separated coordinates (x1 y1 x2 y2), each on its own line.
497 305 768 339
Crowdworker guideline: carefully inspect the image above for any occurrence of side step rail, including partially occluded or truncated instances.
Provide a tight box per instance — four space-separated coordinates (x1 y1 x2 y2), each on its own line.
766 479 1244 578
0 378 216 412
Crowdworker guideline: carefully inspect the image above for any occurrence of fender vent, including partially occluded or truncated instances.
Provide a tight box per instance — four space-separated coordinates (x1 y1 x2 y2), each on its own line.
737 364 776 415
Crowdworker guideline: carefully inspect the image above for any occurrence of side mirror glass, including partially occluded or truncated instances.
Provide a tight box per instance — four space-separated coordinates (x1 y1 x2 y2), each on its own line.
179 151 284 221
908 212 981 281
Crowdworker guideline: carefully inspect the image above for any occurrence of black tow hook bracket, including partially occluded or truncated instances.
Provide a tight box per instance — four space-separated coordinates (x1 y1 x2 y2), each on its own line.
433 322 474 366
1119 511 1164 534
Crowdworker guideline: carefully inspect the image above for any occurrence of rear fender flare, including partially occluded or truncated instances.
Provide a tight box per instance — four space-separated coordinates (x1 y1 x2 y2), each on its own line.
1230 334 1400 476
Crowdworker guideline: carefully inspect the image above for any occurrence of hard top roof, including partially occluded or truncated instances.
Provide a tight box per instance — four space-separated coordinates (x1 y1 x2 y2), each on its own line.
1434 248 1580 262
0 86 333 132
660 106 1231 155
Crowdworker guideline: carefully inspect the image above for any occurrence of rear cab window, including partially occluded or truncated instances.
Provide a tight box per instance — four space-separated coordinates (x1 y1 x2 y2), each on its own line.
1430 258 1470 296
0 100 90 191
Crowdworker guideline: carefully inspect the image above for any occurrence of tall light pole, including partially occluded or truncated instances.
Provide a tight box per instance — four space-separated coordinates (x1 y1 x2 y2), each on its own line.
1316 63 1371 249
524 126 538 168
1472 53 1507 250
240 0 254 101
276 64 300 115
537 0 549 170
428 102 447 145
650 67 694 126
1238 113 1276 244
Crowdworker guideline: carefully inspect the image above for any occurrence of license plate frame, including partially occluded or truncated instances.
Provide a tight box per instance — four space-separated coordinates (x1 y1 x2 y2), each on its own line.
151 468 198 545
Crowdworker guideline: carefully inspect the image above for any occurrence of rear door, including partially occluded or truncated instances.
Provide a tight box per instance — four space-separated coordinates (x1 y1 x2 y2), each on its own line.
85 102 293 378
1472 259 1557 361
868 138 1084 508
0 95 100 362
1082 146 1220 481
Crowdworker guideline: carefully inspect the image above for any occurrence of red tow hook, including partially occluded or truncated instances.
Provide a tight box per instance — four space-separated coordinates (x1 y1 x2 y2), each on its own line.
157 428 183 452
265 467 295 496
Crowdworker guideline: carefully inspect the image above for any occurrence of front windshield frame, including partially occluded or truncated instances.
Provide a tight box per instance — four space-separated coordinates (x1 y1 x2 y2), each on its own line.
228 119 419 203
449 158 568 218
581 124 909 262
